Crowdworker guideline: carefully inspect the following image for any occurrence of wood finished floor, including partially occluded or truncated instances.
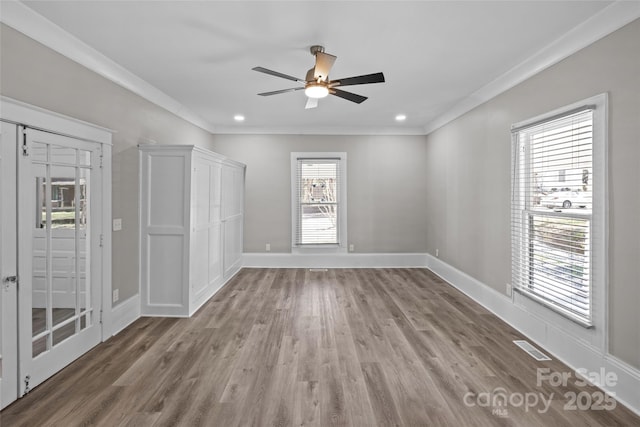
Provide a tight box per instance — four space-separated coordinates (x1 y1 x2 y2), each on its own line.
2 268 639 426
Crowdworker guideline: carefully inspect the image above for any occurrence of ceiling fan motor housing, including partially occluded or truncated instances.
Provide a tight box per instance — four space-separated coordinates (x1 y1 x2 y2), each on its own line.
310 45 325 56
305 67 317 82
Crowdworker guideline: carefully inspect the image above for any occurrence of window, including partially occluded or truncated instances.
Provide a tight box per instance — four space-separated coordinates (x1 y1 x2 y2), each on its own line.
511 95 606 328
291 152 347 250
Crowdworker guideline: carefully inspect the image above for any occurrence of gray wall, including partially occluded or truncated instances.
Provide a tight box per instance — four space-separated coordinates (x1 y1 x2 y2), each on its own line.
0 24 218 306
210 134 429 253
424 19 640 369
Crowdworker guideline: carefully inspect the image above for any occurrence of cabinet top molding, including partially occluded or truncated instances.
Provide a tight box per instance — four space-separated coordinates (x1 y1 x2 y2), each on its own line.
138 144 245 169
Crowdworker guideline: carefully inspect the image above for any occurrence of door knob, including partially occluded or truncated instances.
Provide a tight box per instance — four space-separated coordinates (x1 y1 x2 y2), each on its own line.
3 275 17 289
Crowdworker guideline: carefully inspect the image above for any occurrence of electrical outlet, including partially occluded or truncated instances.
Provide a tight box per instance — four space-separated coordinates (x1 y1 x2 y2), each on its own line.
435 248 439 257
506 283 512 297
113 218 122 231
265 243 271 252
349 244 354 252
112 288 119 303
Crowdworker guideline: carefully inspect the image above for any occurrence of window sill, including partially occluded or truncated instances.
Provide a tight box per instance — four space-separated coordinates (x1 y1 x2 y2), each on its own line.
514 287 594 329
292 245 347 254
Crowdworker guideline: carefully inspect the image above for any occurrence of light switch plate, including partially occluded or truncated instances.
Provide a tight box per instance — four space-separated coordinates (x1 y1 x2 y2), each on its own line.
113 218 122 231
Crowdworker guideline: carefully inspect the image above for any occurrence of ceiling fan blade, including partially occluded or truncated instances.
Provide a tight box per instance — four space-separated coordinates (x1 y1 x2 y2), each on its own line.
330 89 368 104
330 72 385 87
305 97 319 109
314 52 336 82
258 87 304 96
252 66 305 83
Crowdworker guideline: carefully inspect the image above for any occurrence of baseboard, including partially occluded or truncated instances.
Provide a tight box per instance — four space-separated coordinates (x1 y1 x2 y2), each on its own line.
110 294 140 336
426 254 640 416
242 252 429 268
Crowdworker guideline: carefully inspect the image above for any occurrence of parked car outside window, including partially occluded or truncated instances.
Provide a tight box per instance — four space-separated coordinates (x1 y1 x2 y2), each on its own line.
540 190 591 209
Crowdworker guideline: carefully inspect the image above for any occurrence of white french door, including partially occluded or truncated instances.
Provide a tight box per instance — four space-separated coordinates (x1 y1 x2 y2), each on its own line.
16 128 103 396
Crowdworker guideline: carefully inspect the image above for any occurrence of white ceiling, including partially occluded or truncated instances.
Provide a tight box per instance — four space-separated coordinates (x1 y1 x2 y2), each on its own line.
13 1 624 134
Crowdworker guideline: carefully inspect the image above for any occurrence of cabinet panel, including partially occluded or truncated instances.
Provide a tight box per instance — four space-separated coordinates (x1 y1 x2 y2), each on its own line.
209 223 222 285
234 167 245 217
193 157 211 229
221 166 234 219
147 234 184 306
222 166 244 219
224 215 243 278
191 226 209 297
210 163 222 224
148 155 186 227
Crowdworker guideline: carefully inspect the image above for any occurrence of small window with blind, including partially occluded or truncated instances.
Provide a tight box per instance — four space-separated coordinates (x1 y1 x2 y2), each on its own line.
511 95 606 328
291 152 347 250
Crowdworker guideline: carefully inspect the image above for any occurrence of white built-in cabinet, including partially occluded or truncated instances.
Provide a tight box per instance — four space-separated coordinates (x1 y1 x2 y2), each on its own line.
139 145 245 317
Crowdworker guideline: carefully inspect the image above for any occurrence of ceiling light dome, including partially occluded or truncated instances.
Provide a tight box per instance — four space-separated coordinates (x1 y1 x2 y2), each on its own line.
305 83 329 99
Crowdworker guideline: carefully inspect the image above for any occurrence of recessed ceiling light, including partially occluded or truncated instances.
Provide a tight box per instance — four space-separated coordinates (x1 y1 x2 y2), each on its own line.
395 114 407 121
234 115 245 122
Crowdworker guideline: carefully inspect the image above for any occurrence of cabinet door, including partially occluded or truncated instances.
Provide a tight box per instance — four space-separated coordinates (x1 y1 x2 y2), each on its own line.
192 157 211 298
191 157 223 309
208 162 223 285
222 165 244 278
140 150 190 316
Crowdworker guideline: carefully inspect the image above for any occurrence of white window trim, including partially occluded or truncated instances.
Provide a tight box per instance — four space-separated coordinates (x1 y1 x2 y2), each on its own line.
510 93 607 351
291 152 347 254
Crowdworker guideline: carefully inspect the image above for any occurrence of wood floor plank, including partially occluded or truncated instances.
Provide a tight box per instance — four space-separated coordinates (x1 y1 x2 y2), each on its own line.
3 268 640 427
330 271 378 427
293 380 321 427
361 362 403 427
115 412 162 427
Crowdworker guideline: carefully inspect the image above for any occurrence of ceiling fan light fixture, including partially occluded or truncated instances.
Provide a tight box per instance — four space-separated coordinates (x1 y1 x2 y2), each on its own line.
253 46 384 108
305 83 329 99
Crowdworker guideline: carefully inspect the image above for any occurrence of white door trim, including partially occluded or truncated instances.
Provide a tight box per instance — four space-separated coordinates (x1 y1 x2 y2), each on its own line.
0 121 19 409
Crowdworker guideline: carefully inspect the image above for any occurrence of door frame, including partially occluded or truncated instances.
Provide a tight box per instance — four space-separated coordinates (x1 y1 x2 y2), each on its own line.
1 121 19 409
0 96 112 406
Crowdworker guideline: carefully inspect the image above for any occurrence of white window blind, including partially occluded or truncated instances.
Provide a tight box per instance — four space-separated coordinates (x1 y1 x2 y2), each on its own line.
511 108 594 326
294 157 341 246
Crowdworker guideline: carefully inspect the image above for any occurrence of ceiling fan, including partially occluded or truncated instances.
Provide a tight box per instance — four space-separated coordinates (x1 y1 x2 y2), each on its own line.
252 45 385 109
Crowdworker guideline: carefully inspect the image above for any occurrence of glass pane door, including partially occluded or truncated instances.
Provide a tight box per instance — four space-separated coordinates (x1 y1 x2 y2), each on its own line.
18 129 102 396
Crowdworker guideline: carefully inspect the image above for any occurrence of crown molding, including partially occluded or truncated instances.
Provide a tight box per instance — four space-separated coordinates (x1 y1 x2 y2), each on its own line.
214 125 427 136
423 1 640 135
0 0 216 134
